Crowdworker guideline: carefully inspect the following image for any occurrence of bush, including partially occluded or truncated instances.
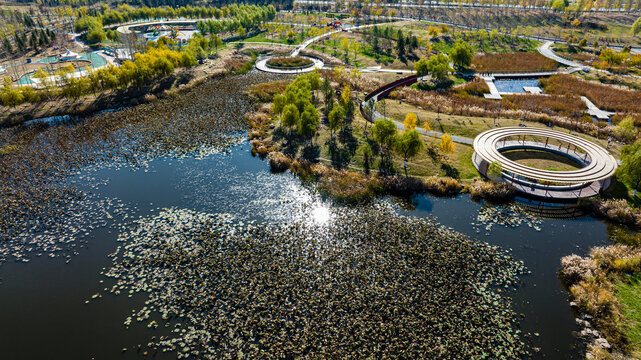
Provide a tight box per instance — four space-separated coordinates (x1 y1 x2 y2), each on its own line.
454 77 490 97
468 181 516 201
581 199 641 227
247 80 289 102
267 151 292 173
560 254 597 286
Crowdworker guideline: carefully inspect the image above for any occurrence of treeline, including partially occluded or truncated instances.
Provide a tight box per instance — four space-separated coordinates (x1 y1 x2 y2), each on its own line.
74 4 275 44
0 36 209 108
82 3 276 27
15 0 292 8
296 0 640 12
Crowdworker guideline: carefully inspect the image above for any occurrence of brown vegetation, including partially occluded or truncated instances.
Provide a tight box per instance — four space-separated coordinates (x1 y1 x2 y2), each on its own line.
581 198 641 228
540 74 641 117
247 80 290 102
471 53 557 73
560 245 641 358
453 77 490 97
267 151 292 173
502 94 587 118
467 181 516 201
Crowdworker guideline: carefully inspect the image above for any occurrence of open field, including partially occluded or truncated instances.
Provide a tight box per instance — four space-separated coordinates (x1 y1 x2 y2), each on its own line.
502 149 583 172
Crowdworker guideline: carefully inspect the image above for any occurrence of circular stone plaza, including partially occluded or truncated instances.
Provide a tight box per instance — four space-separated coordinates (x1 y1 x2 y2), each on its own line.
473 127 618 200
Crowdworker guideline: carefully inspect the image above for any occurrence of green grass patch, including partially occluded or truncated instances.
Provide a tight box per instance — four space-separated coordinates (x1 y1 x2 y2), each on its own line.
616 274 641 357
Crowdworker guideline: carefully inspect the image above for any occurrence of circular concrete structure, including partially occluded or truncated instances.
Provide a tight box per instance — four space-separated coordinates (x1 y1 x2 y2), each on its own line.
255 55 323 74
473 127 617 199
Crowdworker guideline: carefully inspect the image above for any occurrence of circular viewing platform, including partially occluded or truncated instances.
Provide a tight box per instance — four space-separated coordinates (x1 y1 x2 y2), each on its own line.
472 127 618 200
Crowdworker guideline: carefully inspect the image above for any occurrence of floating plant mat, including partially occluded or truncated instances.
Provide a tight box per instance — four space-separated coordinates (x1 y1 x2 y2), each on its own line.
0 72 285 261
105 204 530 359
473 203 543 234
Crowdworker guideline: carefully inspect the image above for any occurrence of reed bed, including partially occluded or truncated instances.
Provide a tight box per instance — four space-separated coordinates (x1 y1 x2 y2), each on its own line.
472 53 557 73
540 74 641 117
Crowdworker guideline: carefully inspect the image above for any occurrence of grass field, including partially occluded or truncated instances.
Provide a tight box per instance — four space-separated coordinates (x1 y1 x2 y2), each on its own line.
502 149 583 171
616 275 641 358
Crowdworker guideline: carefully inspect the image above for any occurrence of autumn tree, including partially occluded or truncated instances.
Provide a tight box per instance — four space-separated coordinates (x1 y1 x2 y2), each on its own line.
438 133 455 154
403 113 418 131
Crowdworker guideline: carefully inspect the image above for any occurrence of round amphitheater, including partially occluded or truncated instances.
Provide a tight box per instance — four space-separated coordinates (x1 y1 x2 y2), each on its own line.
472 127 618 200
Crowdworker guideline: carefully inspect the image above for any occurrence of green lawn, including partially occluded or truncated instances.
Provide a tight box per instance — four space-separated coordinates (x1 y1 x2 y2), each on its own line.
616 275 641 358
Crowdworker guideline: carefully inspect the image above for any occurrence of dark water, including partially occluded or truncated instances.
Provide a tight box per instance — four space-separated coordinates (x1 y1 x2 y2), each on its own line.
0 140 608 359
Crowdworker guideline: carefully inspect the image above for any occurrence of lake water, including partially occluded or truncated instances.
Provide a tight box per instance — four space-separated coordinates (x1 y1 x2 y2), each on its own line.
494 78 542 94
0 137 610 359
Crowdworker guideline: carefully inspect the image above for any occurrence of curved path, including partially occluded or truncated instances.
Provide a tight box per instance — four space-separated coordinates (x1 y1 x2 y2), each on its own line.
538 41 584 69
473 127 616 185
359 74 473 145
255 56 324 74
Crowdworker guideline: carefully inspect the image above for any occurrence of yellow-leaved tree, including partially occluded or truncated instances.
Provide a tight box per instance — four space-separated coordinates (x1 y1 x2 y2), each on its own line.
403 112 417 131
439 133 455 154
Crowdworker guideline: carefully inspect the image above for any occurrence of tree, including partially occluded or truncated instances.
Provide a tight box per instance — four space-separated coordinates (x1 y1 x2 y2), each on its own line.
341 85 351 106
282 104 300 135
211 35 222 53
237 26 246 38
394 130 424 176
403 113 418 131
426 54 453 83
87 26 106 44
449 40 473 70
328 105 345 137
396 29 405 58
340 37 350 61
633 16 641 36
273 94 286 114
414 57 429 77
552 0 567 11
299 106 320 144
617 140 641 196
0 85 25 107
438 133 455 154
615 117 638 142
372 118 398 156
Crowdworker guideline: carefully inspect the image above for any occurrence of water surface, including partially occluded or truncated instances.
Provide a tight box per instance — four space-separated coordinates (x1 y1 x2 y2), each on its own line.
0 140 609 359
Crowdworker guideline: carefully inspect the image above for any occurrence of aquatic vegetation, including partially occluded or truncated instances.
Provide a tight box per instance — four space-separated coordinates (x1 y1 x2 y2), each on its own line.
105 204 529 359
472 203 543 234
0 71 285 262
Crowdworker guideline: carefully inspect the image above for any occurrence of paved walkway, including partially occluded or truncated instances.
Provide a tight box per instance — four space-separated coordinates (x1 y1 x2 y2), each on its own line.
581 96 614 120
538 41 584 68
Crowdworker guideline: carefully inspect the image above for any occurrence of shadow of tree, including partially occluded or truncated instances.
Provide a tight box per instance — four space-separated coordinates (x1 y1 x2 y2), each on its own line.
379 157 396 176
441 162 460 179
302 144 320 161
